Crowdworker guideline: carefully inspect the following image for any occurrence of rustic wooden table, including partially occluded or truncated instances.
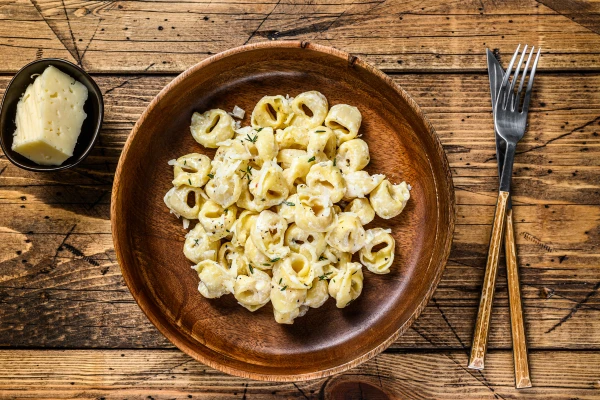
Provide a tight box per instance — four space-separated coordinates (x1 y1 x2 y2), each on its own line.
1 0 599 398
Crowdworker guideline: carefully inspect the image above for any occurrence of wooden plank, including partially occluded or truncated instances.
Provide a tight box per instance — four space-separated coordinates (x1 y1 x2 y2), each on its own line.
0 0 77 65
1 0 600 73
0 349 599 399
1 73 599 350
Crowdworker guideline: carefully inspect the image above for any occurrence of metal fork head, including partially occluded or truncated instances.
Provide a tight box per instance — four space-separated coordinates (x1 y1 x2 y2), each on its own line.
494 44 541 145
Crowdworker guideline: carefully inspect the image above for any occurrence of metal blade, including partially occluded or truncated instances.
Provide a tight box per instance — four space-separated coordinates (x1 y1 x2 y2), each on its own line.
486 48 512 208
487 48 505 176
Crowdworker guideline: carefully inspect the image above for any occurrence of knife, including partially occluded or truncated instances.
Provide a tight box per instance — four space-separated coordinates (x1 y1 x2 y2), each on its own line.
486 49 509 207
485 48 532 388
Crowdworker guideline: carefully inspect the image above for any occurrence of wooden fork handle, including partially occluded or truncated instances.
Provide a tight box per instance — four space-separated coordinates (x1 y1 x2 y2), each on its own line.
469 190 509 370
505 208 533 388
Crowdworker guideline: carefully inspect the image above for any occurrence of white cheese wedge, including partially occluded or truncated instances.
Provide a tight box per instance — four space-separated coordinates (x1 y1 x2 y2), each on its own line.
12 65 88 166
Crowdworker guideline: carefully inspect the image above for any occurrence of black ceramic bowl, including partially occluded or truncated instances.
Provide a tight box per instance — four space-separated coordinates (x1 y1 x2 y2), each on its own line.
0 58 103 172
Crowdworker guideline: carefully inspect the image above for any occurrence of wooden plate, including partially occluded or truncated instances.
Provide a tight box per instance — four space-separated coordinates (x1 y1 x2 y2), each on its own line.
111 41 455 381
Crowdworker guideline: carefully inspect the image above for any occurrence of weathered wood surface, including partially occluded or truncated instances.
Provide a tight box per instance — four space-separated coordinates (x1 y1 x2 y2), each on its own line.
1 73 599 352
1 0 600 395
1 0 600 73
1 350 599 399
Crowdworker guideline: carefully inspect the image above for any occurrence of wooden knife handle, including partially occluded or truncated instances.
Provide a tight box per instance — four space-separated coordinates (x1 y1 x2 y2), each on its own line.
505 208 533 388
469 190 509 370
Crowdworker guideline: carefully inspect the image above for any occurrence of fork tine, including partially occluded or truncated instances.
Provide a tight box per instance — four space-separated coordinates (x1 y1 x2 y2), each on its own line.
516 46 535 101
521 47 541 114
499 44 521 108
508 45 528 108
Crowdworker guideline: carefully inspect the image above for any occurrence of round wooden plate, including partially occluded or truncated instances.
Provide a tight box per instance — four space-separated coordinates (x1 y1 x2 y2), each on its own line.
111 41 455 381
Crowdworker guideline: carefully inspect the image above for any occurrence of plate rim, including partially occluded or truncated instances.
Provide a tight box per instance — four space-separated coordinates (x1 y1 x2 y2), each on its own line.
111 40 455 381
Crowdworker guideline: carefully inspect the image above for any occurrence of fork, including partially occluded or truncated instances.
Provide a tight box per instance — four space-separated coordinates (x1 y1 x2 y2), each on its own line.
469 45 541 371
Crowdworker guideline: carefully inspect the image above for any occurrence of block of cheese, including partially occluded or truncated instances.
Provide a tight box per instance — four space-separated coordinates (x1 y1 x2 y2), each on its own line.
12 65 88 166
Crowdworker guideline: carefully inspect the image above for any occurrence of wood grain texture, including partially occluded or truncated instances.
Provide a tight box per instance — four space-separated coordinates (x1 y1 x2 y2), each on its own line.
1 0 600 394
1 349 600 399
1 72 600 352
111 41 454 380
1 0 600 73
469 190 509 370
505 208 532 389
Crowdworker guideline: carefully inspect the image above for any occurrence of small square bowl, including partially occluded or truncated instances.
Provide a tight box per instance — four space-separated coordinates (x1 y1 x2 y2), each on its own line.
0 58 104 172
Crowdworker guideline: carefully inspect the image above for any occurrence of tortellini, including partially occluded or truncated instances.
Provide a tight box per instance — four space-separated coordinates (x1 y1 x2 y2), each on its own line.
343 171 385 200
251 95 292 129
250 210 290 260
212 138 250 172
295 185 336 233
305 161 346 203
307 127 336 161
190 109 235 148
271 265 308 324
335 139 370 174
328 262 364 308
275 252 315 289
192 260 235 298
345 198 375 225
369 180 411 219
230 210 257 247
165 92 412 323
218 242 245 274
236 184 267 213
171 153 211 188
325 104 362 145
276 126 309 150
164 185 205 220
322 245 352 268
326 212 366 253
198 200 237 241
304 278 329 308
204 162 243 208
282 154 312 193
359 228 395 274
290 91 329 129
183 223 220 264
284 223 327 256
234 268 271 311
244 234 272 268
238 127 278 168
249 160 289 207
276 194 298 224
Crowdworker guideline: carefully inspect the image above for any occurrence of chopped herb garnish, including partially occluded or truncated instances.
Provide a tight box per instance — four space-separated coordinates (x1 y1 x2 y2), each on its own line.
262 263 271 267
249 264 254 274
318 272 333 280
333 158 337 166
193 239 199 246
283 201 295 207
279 278 282 285
188 179 192 185
280 285 287 291
270 257 281 263
245 133 258 143
240 165 253 179
308 156 316 162
256 127 264 132
315 130 325 133
319 255 326 261
207 173 214 179
184 160 187 165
